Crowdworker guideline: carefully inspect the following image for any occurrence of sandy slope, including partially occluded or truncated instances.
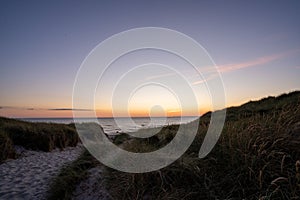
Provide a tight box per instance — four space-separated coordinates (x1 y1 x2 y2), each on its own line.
0 145 83 200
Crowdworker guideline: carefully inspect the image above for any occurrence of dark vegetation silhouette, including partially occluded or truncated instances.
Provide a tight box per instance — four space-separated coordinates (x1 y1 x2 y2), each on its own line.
1 91 299 199
49 91 300 199
0 118 79 162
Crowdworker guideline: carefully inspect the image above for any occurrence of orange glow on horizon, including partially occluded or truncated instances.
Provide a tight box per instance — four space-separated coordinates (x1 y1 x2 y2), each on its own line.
0 106 208 118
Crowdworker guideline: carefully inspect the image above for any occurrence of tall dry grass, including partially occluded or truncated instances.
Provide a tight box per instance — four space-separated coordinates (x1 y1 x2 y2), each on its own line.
44 91 300 199
104 91 300 199
0 117 79 162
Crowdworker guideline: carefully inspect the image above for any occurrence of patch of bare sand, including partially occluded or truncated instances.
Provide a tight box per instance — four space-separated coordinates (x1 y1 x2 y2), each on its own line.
0 145 83 200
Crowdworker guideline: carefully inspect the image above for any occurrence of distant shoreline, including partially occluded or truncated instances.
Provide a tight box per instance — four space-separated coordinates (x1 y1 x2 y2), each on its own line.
17 116 199 120
16 116 199 134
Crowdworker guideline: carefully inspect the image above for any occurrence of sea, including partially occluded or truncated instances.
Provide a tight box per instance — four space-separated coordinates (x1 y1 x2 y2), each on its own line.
20 116 198 135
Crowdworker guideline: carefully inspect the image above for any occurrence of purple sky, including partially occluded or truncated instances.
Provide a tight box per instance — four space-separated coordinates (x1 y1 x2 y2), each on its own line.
0 0 299 117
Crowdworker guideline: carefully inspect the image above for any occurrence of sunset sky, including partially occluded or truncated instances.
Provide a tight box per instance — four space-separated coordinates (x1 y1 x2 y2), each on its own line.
0 1 300 118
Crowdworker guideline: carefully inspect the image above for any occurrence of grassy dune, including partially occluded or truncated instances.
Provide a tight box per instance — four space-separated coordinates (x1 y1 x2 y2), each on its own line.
104 91 300 199
0 118 79 162
12 91 300 199
8 79 296 199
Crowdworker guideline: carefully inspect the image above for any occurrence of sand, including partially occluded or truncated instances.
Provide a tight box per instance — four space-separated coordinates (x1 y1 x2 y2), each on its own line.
0 145 83 200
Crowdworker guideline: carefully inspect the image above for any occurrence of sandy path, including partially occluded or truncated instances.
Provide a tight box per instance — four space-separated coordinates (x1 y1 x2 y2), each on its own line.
72 166 111 200
0 145 83 200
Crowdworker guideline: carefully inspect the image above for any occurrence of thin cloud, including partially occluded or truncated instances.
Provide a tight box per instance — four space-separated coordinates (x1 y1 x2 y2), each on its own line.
192 74 218 85
218 51 296 73
0 106 92 111
145 72 177 81
48 108 92 111
0 106 21 109
0 106 40 110
140 50 296 86
192 49 299 85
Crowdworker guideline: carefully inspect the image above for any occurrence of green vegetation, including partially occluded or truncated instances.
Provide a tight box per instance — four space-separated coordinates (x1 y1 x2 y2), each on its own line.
0 117 79 162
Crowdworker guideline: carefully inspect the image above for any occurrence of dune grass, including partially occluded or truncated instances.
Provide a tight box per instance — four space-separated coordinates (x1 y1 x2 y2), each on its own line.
0 117 79 162
0 129 16 162
47 149 98 200
46 91 300 199
104 91 300 199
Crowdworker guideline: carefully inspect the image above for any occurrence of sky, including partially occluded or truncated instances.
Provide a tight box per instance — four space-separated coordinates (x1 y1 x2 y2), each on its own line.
0 0 299 118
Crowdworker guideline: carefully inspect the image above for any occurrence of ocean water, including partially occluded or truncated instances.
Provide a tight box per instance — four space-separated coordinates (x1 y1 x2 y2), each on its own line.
21 116 198 135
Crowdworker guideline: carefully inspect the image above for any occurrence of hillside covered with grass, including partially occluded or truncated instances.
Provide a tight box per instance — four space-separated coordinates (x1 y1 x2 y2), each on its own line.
0 118 79 162
48 91 300 200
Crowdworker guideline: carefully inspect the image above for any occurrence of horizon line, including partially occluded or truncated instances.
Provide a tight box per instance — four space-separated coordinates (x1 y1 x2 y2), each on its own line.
12 115 200 119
